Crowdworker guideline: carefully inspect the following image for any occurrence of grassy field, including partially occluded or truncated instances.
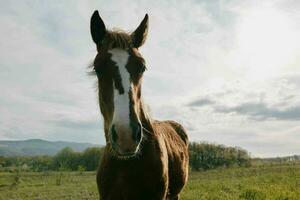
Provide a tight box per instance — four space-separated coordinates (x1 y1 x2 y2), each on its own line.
0 164 299 200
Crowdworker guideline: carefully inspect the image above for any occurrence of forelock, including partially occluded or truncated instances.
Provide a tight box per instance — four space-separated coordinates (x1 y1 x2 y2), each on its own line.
102 30 133 49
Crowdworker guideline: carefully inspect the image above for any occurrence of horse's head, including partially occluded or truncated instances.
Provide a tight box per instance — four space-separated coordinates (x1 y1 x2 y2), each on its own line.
90 11 148 158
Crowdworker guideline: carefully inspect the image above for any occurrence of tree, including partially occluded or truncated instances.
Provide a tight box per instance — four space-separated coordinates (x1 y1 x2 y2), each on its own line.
189 142 251 171
52 147 81 171
82 147 103 171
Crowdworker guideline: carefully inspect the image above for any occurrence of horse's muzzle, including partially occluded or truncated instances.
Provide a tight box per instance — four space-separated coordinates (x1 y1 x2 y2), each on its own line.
110 123 142 157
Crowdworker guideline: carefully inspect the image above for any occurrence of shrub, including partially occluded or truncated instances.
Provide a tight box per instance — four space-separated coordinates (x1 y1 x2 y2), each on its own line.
189 142 251 171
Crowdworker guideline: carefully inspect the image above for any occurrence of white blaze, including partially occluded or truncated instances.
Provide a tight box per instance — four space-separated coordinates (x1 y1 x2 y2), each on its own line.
109 49 131 129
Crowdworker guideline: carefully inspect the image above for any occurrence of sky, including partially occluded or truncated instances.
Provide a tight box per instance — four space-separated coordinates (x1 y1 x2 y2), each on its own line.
0 0 299 157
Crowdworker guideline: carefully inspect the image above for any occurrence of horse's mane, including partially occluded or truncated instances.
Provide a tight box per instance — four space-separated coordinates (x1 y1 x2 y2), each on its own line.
101 29 133 49
140 98 153 127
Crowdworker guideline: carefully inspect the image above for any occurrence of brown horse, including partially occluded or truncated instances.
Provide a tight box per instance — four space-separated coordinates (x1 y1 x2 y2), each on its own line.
89 10 189 200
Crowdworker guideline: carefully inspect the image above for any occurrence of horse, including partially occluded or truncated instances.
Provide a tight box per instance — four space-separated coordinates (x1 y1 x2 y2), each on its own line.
89 10 189 200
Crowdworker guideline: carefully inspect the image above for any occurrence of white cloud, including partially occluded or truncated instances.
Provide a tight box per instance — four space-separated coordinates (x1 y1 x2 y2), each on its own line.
0 1 103 143
0 0 300 157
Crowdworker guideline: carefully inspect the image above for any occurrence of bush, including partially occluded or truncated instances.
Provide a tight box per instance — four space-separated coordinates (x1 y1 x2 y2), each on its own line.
52 147 81 171
189 142 251 171
82 147 102 171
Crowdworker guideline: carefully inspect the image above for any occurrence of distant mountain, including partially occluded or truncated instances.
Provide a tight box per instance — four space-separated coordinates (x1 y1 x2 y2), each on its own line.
0 139 101 156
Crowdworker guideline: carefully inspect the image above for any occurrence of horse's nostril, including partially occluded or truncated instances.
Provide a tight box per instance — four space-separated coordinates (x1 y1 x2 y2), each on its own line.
111 124 118 143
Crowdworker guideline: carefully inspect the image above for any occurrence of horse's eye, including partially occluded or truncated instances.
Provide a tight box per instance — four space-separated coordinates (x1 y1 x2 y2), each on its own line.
94 68 99 74
94 66 103 74
139 65 146 74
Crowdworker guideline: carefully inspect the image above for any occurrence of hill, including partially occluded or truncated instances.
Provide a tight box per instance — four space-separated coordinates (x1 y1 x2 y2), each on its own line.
0 139 100 156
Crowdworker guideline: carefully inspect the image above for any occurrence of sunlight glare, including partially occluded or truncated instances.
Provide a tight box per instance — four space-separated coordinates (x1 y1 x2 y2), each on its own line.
229 8 298 80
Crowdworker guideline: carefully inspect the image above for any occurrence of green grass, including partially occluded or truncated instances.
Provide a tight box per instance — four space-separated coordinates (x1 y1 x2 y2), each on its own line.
183 164 300 200
0 164 299 200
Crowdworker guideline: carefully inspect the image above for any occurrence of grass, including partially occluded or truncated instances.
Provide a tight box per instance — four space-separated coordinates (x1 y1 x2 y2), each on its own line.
0 171 98 200
0 164 299 200
183 164 300 200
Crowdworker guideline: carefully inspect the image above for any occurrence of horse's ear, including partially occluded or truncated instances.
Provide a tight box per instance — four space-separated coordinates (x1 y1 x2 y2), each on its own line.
131 14 149 48
90 10 106 45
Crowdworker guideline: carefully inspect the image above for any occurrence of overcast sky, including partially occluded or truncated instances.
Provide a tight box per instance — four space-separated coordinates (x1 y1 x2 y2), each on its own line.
0 0 299 157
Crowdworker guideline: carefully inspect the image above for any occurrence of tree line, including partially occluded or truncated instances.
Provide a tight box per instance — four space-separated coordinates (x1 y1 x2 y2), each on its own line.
0 142 251 172
189 142 251 170
0 147 103 172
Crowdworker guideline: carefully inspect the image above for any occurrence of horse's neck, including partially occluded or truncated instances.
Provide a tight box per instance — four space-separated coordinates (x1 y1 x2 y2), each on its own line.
139 100 153 133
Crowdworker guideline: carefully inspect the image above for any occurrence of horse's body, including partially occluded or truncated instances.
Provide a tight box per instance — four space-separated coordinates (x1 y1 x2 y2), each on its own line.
89 11 189 200
97 121 188 200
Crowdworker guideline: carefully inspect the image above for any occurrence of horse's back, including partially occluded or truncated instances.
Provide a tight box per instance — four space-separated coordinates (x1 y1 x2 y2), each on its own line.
153 120 189 199
153 120 188 145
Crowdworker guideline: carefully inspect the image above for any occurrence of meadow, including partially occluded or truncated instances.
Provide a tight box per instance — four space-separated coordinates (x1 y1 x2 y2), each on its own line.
0 164 299 200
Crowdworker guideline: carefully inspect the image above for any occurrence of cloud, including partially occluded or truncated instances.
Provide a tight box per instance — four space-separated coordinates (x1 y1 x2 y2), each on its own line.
185 75 300 121
0 0 103 143
0 0 300 156
215 102 300 121
47 118 100 130
187 98 215 107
